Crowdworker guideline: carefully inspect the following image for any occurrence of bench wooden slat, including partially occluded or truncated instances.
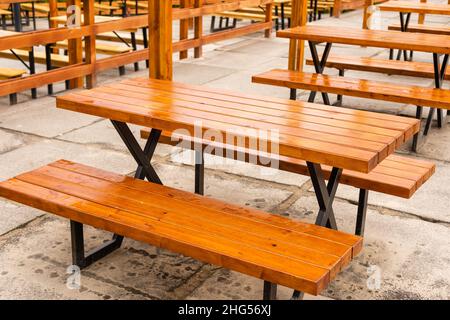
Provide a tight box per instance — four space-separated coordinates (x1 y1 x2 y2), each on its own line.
388 23 450 36
0 49 69 67
378 1 450 15
0 160 363 295
305 55 450 80
141 129 435 199
0 67 27 80
252 69 450 110
277 25 450 55
54 40 132 55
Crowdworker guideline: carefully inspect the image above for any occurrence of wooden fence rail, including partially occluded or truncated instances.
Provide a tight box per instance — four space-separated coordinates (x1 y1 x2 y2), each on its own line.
0 0 274 97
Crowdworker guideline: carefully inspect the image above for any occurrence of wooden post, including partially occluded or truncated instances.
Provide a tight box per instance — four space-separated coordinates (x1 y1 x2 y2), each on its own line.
362 0 374 29
149 0 173 80
48 0 58 29
418 0 427 24
264 2 273 38
179 0 189 59
67 0 83 89
194 0 202 58
83 0 96 88
288 0 308 72
333 0 342 18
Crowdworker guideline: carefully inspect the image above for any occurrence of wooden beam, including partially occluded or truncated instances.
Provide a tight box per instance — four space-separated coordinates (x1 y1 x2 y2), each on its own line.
194 0 203 58
67 0 83 89
148 0 173 80
180 0 189 59
289 0 308 71
83 0 96 88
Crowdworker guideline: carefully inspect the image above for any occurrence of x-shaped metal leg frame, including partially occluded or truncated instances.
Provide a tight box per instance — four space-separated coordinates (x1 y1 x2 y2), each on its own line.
308 41 332 106
70 121 162 269
424 53 449 136
289 162 342 299
393 13 413 61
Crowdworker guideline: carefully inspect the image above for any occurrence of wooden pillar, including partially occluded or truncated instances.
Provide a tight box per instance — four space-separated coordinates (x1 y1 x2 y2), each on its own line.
288 0 308 72
48 0 58 29
362 0 374 29
179 0 189 59
418 0 427 24
83 0 96 88
194 0 203 58
333 0 342 18
67 0 83 89
264 2 273 38
149 0 173 80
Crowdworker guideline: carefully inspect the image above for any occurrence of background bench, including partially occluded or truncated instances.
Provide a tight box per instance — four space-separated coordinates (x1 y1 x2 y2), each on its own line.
0 67 27 105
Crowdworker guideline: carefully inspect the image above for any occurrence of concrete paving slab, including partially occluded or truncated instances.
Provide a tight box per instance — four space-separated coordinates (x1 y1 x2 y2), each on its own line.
0 129 26 154
286 196 450 300
0 138 137 180
332 159 450 224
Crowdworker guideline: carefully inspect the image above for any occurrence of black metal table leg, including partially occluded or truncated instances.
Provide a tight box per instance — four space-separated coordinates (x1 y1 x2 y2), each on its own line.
130 31 139 71
263 281 277 300
142 27 149 68
45 44 53 95
281 3 285 30
28 48 37 99
12 3 21 32
291 162 342 299
425 53 449 135
308 41 332 105
394 12 412 61
70 123 163 269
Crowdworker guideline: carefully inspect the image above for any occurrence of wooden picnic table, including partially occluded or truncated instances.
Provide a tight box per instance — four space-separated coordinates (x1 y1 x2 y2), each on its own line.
378 0 450 61
56 77 419 235
277 25 449 132
378 1 450 15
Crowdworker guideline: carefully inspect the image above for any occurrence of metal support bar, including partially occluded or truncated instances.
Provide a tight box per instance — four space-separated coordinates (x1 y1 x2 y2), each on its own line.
111 120 162 184
12 3 21 32
45 44 53 94
263 281 277 300
394 12 412 61
412 106 423 152
195 150 204 195
28 49 37 99
130 32 139 71
307 41 332 105
355 189 369 236
70 220 123 269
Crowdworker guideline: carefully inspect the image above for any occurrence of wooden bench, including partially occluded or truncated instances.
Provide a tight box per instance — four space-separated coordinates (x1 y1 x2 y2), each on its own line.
253 69 450 110
140 128 435 236
305 55 450 81
0 67 27 105
0 49 69 68
0 159 363 298
53 40 132 55
388 23 450 36
96 31 145 46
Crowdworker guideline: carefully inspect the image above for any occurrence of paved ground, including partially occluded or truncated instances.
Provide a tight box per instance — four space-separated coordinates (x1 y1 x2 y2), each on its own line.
0 2 449 300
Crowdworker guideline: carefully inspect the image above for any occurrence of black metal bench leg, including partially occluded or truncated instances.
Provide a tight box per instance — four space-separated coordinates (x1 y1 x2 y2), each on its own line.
142 27 149 68
70 220 123 269
263 281 277 300
335 69 344 106
412 106 423 152
29 49 37 99
355 189 368 236
290 88 297 100
9 93 17 105
45 44 53 95
131 31 139 71
195 150 204 195
291 290 305 300
119 65 125 76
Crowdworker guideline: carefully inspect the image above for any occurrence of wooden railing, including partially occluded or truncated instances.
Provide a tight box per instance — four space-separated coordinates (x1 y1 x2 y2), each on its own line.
0 0 274 97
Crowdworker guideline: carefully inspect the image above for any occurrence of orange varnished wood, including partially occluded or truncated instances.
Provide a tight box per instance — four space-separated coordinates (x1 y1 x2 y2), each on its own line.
252 69 450 110
378 1 450 15
56 78 419 174
277 25 450 54
305 55 450 80
0 160 363 295
141 129 435 199
388 23 450 36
